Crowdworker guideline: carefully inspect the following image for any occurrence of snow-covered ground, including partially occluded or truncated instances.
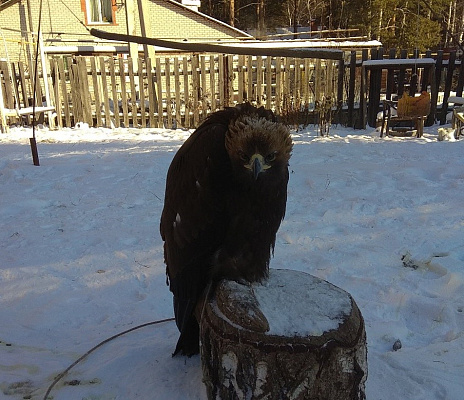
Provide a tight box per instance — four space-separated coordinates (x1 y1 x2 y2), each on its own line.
1 122 463 400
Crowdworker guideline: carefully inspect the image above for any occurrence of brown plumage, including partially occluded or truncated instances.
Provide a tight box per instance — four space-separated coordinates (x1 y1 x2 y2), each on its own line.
160 103 292 356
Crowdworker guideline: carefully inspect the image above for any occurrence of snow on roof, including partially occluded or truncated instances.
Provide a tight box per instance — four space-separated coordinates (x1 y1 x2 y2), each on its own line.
213 39 382 50
163 0 252 39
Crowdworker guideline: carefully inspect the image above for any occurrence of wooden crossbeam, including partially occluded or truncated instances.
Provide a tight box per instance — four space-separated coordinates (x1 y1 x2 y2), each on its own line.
90 29 344 60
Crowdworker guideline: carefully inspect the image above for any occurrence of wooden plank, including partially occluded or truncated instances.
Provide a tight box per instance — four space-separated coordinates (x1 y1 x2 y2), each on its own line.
337 56 344 111
127 57 138 127
440 50 456 124
17 61 29 107
314 58 321 102
50 59 62 128
26 57 42 108
174 57 181 125
200 56 207 117
347 51 356 128
109 58 120 128
226 55 233 107
10 62 21 109
366 48 383 128
166 57 173 128
192 54 200 125
218 55 225 109
326 59 334 100
427 58 438 127
275 57 282 114
99 56 111 128
1 61 15 109
284 57 291 110
247 56 253 103
58 58 71 127
69 63 81 124
395 50 407 97
210 55 217 111
89 57 102 127
256 56 263 105
146 57 156 128
294 58 301 110
456 56 464 97
138 61 146 128
183 57 190 128
433 50 444 119
421 50 433 92
119 58 129 128
359 49 368 128
408 69 418 96
237 55 244 104
265 56 272 109
78 57 92 125
303 58 310 106
386 48 396 100
156 58 164 128
91 29 344 60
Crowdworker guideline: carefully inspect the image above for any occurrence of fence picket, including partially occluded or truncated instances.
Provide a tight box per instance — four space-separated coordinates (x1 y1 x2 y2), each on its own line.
127 58 138 127
138 61 146 128
146 57 156 128
174 57 181 125
119 58 129 128
109 59 119 128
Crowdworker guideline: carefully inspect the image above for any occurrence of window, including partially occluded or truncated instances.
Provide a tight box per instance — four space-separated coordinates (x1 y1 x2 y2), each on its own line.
86 0 114 24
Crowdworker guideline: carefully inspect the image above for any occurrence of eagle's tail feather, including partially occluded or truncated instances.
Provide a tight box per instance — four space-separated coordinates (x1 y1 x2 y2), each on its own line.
173 297 200 357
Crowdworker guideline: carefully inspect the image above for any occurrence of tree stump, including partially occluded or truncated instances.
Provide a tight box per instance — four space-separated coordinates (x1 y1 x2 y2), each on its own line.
199 269 367 400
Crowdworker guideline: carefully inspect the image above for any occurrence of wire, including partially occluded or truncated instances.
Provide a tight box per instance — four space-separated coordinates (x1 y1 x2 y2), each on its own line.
58 0 91 32
42 317 175 400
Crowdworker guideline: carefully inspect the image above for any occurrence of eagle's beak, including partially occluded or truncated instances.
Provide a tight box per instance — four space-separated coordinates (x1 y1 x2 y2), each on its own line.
251 154 264 180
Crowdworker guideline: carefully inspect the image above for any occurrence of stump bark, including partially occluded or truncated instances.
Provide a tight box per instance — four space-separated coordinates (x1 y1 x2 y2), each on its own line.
199 269 367 400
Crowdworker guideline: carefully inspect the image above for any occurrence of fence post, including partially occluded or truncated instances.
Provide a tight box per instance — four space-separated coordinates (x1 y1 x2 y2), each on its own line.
440 50 456 125
359 49 369 129
386 49 396 100
456 53 464 97
336 55 344 120
367 48 383 128
347 51 356 127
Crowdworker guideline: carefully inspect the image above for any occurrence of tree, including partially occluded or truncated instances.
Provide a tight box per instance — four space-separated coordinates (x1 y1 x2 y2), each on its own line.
200 0 460 51
339 0 448 51
281 0 328 34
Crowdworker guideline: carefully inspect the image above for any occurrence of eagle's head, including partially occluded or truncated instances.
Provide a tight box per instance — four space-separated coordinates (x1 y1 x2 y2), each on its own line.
225 112 292 183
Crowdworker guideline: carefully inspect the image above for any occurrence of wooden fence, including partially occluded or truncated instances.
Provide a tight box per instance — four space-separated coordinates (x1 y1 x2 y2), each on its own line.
0 49 463 131
49 54 344 129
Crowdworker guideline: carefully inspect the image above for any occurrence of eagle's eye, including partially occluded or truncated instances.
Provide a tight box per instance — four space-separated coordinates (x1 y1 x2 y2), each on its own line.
238 151 249 163
265 151 277 163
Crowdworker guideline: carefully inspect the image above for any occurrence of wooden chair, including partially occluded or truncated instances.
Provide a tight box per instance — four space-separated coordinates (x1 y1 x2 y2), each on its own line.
448 96 464 140
380 100 426 138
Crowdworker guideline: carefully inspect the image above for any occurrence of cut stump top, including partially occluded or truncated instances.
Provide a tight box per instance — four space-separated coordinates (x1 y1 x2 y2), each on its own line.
207 269 364 351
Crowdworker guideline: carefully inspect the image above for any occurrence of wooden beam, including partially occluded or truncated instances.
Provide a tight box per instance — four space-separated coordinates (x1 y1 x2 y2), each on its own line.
125 0 139 69
90 29 344 60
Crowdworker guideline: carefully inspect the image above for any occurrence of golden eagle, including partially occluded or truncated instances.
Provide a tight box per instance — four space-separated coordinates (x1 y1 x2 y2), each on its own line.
160 103 292 356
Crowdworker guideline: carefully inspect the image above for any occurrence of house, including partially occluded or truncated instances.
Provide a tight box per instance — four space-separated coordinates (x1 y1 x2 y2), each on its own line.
0 0 251 62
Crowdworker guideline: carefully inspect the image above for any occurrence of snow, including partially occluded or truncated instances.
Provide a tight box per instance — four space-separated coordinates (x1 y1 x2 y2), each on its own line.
1 122 464 399
362 58 436 67
253 269 352 337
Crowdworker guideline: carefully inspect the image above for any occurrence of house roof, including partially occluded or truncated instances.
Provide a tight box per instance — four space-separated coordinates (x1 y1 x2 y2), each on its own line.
0 0 20 12
162 0 252 39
